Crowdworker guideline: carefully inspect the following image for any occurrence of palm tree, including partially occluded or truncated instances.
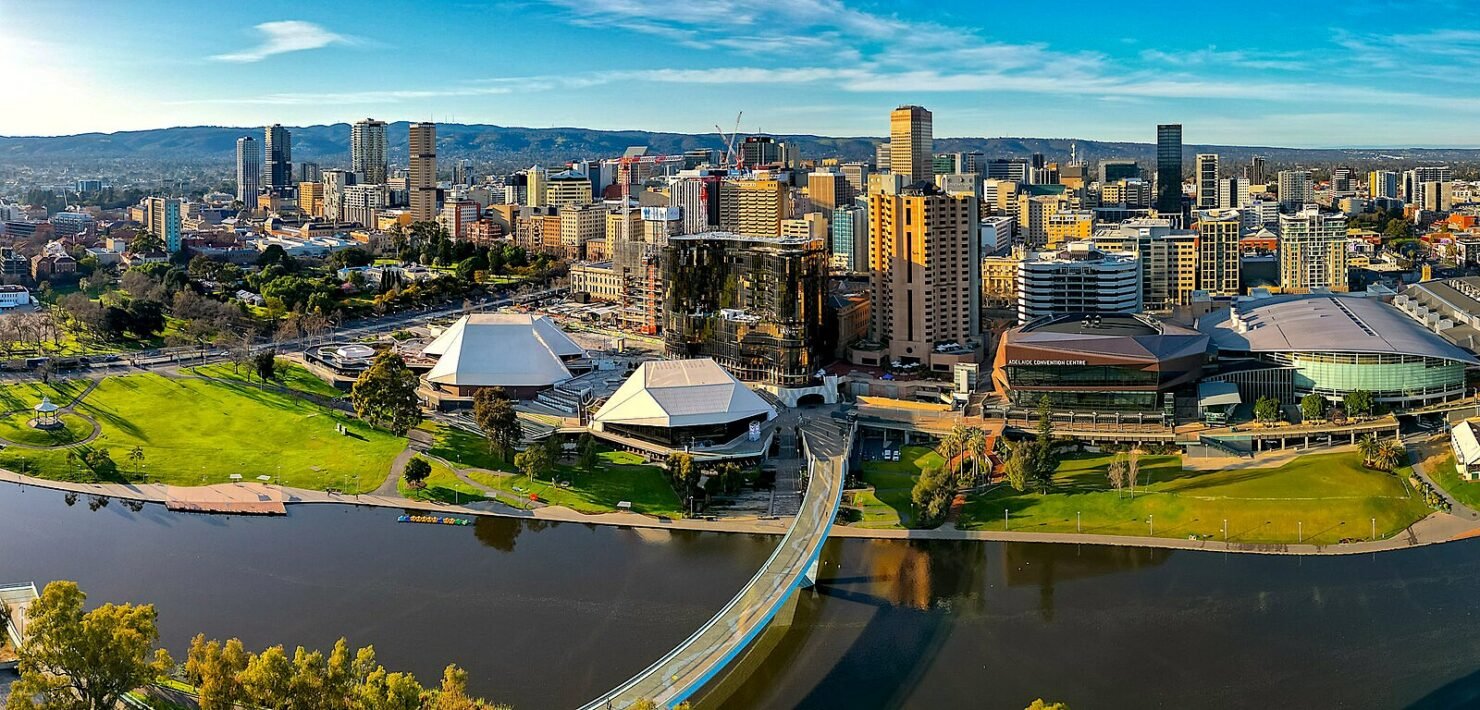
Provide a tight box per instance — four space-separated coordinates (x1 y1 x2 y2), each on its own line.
1357 433 1379 467
966 427 989 488
1373 440 1405 472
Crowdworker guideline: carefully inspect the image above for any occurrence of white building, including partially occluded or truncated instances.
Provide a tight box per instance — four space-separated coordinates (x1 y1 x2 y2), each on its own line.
1018 242 1142 323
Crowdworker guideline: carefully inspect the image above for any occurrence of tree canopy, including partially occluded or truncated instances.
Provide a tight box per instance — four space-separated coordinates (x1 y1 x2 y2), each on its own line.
351 352 422 435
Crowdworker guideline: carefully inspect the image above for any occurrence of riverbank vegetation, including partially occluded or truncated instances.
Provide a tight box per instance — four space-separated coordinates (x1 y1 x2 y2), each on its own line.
8 580 508 709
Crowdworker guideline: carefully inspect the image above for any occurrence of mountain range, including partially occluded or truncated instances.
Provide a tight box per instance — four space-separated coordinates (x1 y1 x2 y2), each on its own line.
6 122 1480 174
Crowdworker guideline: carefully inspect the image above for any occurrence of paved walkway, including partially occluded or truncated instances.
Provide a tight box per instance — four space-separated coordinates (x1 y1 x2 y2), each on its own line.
1407 433 1480 522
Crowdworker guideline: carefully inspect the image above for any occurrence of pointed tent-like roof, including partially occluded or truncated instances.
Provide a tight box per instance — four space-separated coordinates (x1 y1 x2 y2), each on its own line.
593 359 777 429
422 314 584 387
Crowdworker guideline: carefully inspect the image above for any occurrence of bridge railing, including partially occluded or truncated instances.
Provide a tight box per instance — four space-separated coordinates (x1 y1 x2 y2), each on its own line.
579 421 851 709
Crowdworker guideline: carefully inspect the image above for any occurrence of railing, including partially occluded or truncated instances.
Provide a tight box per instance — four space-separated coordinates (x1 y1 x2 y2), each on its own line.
579 423 851 709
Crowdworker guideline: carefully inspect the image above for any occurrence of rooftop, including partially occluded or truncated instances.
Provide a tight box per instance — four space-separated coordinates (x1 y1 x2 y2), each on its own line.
422 314 586 388
1198 293 1480 364
592 358 777 429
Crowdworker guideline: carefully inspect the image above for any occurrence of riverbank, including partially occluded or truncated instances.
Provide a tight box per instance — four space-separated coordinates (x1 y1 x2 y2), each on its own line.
4 468 1477 556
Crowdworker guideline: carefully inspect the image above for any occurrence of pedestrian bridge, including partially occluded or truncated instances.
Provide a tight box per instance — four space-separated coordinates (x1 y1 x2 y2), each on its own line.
580 418 853 709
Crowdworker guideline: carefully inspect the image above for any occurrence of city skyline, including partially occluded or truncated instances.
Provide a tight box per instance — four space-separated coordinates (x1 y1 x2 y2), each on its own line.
6 0 1480 147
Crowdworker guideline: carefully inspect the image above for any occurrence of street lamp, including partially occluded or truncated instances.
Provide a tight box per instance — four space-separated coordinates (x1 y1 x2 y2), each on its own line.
1148 514 1154 536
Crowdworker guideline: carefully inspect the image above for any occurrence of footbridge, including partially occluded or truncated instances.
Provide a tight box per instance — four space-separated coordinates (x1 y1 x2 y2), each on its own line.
580 416 853 709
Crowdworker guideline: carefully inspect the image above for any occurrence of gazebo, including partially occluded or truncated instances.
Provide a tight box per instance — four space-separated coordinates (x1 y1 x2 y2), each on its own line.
32 397 61 429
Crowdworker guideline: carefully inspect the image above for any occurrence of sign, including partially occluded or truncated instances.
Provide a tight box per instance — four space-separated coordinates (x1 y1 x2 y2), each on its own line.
748 421 761 442
1007 359 1088 366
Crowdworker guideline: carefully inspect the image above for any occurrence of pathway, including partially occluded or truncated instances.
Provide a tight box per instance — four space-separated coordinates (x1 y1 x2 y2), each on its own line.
1406 433 1480 522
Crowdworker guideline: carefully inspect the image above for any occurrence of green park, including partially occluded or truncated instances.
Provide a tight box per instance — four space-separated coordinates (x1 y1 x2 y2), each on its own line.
851 444 1435 545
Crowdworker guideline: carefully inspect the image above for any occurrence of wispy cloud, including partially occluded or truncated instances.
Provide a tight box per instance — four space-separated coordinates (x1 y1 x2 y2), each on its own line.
211 21 355 63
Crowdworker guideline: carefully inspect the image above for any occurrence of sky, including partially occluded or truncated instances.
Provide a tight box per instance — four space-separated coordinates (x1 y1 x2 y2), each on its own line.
5 0 1480 147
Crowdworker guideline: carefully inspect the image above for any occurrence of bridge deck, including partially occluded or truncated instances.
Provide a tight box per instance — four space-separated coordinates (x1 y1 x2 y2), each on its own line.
580 417 850 709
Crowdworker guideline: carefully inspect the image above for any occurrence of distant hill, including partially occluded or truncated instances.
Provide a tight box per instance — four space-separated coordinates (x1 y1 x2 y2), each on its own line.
6 122 1480 174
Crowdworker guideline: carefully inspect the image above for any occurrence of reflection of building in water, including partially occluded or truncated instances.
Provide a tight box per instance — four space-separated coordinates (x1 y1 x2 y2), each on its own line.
866 540 934 610
1002 542 1173 621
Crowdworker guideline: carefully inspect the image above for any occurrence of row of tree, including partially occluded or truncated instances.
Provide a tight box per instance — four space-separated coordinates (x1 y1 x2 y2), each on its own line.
6 581 506 710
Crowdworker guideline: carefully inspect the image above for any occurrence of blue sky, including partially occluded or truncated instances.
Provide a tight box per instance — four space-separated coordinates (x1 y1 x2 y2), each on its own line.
5 0 1480 147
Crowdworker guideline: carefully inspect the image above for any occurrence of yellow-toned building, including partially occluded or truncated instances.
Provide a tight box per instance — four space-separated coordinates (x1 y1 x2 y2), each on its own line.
1017 193 1066 248
781 213 828 240
719 178 790 237
297 181 324 217
561 203 606 261
376 210 414 231
981 249 1022 309
1045 210 1093 249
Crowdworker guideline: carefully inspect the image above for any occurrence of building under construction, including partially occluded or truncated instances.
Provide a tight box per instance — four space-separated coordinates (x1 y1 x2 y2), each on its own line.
662 231 828 388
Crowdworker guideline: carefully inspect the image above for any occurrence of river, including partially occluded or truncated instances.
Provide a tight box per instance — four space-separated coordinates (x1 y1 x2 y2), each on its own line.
3 484 1479 709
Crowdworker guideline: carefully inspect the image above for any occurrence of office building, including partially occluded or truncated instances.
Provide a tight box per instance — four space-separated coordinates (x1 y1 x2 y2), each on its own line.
264 124 292 196
830 204 868 272
321 169 355 222
342 184 387 228
1101 178 1154 208
1155 124 1183 215
986 158 1029 183
1245 156 1267 185
669 176 716 234
1045 210 1094 249
439 200 481 242
1018 243 1142 323
807 170 853 211
351 118 388 185
1278 207 1348 292
297 181 324 217
889 105 932 185
1195 154 1219 208
840 162 871 195
719 178 789 237
1196 208 1241 296
740 136 786 168
1218 177 1250 209
546 170 594 207
874 143 891 171
1277 170 1313 211
662 232 828 387
409 122 437 222
1100 160 1139 183
526 166 549 208
1369 170 1399 200
1404 166 1452 204
1091 218 1197 310
235 136 261 205
297 162 322 184
866 184 981 369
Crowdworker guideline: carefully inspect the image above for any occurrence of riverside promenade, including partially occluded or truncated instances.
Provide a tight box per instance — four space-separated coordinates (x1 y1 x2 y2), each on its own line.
2 467 1477 556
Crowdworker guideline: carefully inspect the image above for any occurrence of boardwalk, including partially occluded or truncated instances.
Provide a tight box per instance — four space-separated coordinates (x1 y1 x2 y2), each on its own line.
579 417 852 710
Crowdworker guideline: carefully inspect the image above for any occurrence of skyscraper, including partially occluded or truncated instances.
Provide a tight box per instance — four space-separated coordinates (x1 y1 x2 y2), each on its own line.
264 124 292 196
1279 207 1348 292
235 136 261 206
1195 154 1219 209
867 184 981 367
1368 170 1400 200
889 105 932 185
1196 208 1241 296
1246 156 1267 184
409 122 438 222
351 118 388 185
807 170 853 212
1154 124 1182 216
1277 170 1313 211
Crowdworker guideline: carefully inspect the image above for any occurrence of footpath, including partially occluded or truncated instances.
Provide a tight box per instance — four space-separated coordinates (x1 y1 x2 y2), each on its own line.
3 469 1478 556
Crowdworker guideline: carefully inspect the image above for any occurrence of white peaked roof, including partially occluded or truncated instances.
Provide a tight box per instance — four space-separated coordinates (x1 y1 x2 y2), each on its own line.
593 359 777 428
422 314 584 387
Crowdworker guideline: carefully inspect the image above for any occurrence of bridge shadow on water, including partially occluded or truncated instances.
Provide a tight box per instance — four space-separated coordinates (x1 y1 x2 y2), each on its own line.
1406 667 1480 709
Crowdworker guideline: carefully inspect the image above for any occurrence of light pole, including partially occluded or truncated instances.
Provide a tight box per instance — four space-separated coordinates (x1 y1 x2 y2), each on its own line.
1371 517 1376 540
1076 511 1081 533
1004 508 1008 530
1298 521 1303 543
1222 518 1227 542
1148 514 1154 536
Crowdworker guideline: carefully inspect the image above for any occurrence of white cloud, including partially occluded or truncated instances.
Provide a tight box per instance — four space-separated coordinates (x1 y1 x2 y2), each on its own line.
211 21 354 63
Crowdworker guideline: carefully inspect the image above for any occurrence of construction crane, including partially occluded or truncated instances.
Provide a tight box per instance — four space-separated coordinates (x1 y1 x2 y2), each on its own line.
714 111 743 170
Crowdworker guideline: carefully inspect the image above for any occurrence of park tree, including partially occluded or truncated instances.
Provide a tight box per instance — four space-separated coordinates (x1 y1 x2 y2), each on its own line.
1300 393 1327 422
7 581 174 710
1372 439 1405 472
1344 389 1375 419
127 446 146 479
1253 396 1281 424
1107 453 1127 494
185 635 250 710
577 433 599 476
427 665 509 710
403 457 432 490
253 349 277 383
1358 433 1380 467
1032 396 1058 485
542 433 563 466
514 445 552 482
1003 442 1036 492
1026 701 1070 710
351 352 422 435
911 464 953 528
472 388 521 462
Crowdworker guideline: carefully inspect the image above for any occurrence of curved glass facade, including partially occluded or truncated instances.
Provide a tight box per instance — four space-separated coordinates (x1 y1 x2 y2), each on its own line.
1267 351 1467 403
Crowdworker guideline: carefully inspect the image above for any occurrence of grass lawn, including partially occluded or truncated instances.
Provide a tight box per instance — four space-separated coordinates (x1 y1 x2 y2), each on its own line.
957 451 1430 545
466 449 683 517
189 360 345 400
847 445 946 529
399 457 485 504
0 411 92 446
0 373 404 491
1425 450 1480 509
0 379 85 412
419 422 510 472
